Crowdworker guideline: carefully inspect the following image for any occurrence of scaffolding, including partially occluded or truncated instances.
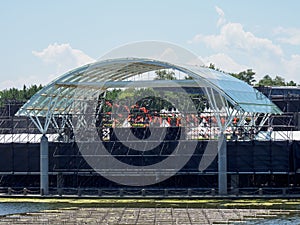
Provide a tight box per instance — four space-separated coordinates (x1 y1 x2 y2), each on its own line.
13 58 281 195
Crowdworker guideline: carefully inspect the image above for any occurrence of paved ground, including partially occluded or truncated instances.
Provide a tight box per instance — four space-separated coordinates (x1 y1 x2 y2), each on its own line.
0 207 294 224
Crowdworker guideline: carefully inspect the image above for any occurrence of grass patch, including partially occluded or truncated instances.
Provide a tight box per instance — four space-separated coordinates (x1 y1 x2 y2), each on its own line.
1 197 300 209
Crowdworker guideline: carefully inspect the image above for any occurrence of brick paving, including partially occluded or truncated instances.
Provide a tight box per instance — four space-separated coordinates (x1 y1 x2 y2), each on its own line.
0 207 293 224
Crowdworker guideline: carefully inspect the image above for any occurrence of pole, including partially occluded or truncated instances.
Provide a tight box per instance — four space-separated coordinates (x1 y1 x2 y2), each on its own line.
40 134 49 195
218 131 227 195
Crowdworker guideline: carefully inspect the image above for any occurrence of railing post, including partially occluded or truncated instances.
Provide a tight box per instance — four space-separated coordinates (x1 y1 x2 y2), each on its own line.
187 188 192 197
211 188 216 196
7 187 12 195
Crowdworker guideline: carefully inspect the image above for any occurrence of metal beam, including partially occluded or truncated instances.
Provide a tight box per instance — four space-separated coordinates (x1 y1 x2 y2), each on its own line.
55 79 207 89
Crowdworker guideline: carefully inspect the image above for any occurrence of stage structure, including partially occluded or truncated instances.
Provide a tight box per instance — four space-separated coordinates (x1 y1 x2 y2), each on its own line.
16 58 281 195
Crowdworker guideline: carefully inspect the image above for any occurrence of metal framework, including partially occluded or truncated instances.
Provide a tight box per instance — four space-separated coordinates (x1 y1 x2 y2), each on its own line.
16 58 281 139
15 58 281 195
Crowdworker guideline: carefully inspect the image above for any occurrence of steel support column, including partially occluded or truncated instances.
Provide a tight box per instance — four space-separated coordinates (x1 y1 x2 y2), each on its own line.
40 134 49 195
218 132 227 195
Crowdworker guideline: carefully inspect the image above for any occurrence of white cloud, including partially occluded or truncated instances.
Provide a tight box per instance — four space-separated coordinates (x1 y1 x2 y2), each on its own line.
0 44 96 90
0 74 50 90
32 43 95 74
200 53 248 73
188 8 300 84
275 27 300 45
215 6 226 27
191 23 283 57
283 54 300 81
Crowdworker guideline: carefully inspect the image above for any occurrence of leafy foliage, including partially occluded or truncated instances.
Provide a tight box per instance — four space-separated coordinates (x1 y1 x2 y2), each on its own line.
230 69 256 86
208 63 297 86
257 75 296 87
286 80 297 86
0 84 43 106
154 70 176 80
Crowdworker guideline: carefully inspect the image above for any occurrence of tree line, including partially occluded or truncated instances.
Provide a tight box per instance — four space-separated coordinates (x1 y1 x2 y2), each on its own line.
208 63 297 86
0 84 43 106
154 65 298 87
0 65 297 106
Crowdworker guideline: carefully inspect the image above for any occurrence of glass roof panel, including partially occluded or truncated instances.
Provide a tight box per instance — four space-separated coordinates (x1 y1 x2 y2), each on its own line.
16 58 282 117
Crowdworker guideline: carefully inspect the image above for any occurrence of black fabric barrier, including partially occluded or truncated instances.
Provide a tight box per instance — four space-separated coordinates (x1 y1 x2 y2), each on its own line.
227 141 237 172
292 141 300 172
0 143 13 172
253 141 271 172
271 141 290 172
0 140 297 173
28 143 39 172
227 141 290 173
52 142 80 170
13 143 29 172
227 141 255 172
108 127 182 141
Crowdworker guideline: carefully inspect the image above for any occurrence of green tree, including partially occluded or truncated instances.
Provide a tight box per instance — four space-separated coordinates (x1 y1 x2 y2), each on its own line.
286 80 297 86
184 75 193 80
256 75 297 86
230 69 256 85
257 75 274 86
0 85 43 106
105 89 122 100
208 63 215 70
154 70 176 80
117 87 135 100
273 76 286 86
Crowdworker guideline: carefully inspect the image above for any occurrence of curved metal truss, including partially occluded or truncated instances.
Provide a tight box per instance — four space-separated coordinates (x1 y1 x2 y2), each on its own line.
16 58 281 139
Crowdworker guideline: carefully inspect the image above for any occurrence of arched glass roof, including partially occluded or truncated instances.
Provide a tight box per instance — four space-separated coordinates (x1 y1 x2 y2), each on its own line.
16 58 281 119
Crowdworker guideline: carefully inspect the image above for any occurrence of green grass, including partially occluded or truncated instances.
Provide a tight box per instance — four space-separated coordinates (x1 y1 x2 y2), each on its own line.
1 197 300 209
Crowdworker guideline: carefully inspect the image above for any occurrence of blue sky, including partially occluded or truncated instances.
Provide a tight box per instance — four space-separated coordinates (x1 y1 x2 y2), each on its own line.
1 0 300 89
